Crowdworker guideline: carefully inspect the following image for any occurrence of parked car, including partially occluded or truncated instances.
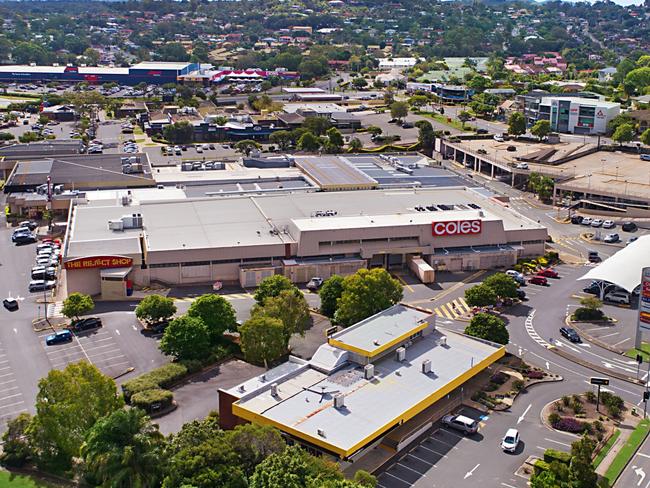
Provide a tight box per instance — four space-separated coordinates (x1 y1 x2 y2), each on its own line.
19 220 38 230
500 428 520 453
515 162 528 170
493 134 505 142
581 217 593 226
143 319 169 335
622 221 638 232
476 129 488 134
560 327 581 343
627 236 639 246
506 145 517 152
603 233 620 243
71 317 102 331
306 277 324 291
529 275 548 286
506 270 525 285
537 268 559 278
401 122 414 129
604 290 630 305
602 220 615 229
583 282 603 295
516 289 527 300
640 154 650 162
590 219 603 228
28 280 56 292
45 329 73 346
442 414 479 435
32 268 56 280
3 298 19 311
571 215 583 225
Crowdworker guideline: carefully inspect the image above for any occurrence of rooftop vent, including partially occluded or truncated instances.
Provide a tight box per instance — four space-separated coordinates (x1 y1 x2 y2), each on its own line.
238 385 246 393
422 359 432 374
333 393 345 409
364 364 374 380
270 383 278 396
396 347 406 362
439 336 447 347
317 429 326 438
108 219 124 231
373 339 380 346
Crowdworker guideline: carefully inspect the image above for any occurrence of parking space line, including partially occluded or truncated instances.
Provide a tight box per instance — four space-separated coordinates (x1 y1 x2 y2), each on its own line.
76 343 119 353
78 336 114 344
417 443 448 458
45 344 82 354
106 360 131 368
0 407 28 417
544 438 571 447
425 436 459 450
396 462 425 477
0 393 24 402
98 354 127 362
439 428 464 440
0 379 16 387
406 452 436 467
0 367 13 372
381 472 411 487
0 386 20 394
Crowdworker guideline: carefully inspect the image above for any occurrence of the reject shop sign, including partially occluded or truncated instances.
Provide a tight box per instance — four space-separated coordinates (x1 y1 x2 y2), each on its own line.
432 219 482 237
64 256 133 270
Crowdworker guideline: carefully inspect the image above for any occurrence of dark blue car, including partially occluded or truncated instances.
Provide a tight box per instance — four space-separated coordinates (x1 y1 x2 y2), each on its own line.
45 329 73 346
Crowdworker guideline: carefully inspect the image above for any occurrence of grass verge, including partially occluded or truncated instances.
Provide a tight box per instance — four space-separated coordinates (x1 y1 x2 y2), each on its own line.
604 419 650 485
0 471 57 487
593 429 620 468
625 343 650 362
418 111 472 132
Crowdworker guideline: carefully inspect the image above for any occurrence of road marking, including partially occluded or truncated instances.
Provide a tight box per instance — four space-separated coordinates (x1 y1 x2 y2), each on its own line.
12 328 17 334
132 325 138 331
464 463 480 479
417 444 448 458
524 310 551 348
439 428 464 440
406 452 435 466
501 484 517 488
599 332 620 339
614 338 632 347
381 471 411 486
545 438 571 448
115 329 120 336
637 453 650 459
0 379 16 386
518 404 532 424
634 466 646 486
0 393 25 402
396 461 425 477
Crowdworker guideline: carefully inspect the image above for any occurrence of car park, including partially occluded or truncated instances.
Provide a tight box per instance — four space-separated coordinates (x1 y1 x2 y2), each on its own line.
590 219 603 228
306 277 324 291
71 317 102 332
641 154 650 162
537 268 558 278
529 275 548 286
500 428 520 453
602 220 615 229
603 233 620 243
560 327 581 343
3 298 18 311
19 220 38 230
622 222 638 232
32 267 57 280
581 217 593 226
442 414 479 435
45 329 73 346
604 290 630 305
28 280 56 292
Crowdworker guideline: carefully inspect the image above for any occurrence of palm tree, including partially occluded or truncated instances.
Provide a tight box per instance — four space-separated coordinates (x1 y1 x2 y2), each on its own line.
81 408 166 488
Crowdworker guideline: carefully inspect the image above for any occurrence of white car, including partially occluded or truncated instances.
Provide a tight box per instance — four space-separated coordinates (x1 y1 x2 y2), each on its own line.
501 428 520 453
581 217 593 226
202 144 210 150
493 134 505 142
604 290 630 305
515 162 528 170
196 146 203 153
602 220 615 229
591 219 603 228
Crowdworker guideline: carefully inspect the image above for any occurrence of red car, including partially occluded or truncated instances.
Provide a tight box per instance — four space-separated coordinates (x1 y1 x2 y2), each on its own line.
537 268 559 278
529 275 548 286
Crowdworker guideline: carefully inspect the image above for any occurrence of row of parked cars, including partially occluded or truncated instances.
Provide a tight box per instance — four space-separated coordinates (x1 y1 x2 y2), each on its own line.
46 317 103 346
11 221 38 246
506 267 559 287
571 216 638 233
28 240 61 293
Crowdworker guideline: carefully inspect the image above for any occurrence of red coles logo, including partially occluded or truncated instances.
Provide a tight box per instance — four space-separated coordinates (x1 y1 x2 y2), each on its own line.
432 220 482 236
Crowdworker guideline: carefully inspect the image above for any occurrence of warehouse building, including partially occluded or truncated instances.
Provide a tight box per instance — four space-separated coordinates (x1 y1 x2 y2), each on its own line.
219 303 505 462
0 62 199 85
62 187 547 299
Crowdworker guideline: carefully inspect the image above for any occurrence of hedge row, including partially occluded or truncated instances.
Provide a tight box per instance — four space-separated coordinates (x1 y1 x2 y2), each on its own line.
131 388 174 414
543 448 571 465
122 362 190 402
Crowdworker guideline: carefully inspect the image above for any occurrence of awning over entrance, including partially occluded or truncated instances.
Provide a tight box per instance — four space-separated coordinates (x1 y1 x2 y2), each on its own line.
100 267 132 279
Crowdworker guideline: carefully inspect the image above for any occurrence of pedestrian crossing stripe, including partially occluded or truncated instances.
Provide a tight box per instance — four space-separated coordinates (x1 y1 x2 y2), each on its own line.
433 297 470 320
47 302 64 317
175 293 252 302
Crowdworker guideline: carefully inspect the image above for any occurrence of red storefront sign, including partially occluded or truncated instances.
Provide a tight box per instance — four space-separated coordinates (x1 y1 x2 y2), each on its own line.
432 219 482 237
64 256 133 270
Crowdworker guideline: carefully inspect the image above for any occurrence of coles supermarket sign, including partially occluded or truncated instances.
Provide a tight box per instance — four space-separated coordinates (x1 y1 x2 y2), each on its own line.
432 219 482 237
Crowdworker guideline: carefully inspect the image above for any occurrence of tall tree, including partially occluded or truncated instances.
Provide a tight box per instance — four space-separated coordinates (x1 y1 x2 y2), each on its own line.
187 294 237 345
269 130 293 150
569 436 598 488
390 101 409 122
530 120 551 141
160 315 212 361
81 408 166 488
319 275 345 318
508 112 526 137
28 362 123 469
253 289 310 342
612 123 635 145
640 128 650 146
415 120 435 156
334 269 403 327
464 284 498 307
464 313 509 345
239 315 287 367
61 292 94 321
483 273 518 299
254 275 300 305
135 295 176 326
224 424 286 476
298 131 322 152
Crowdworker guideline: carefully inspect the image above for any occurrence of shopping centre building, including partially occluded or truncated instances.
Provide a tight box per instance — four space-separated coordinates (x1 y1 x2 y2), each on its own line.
62 187 547 299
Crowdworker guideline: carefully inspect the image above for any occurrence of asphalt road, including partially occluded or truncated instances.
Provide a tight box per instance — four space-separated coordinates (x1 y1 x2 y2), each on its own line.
617 433 650 488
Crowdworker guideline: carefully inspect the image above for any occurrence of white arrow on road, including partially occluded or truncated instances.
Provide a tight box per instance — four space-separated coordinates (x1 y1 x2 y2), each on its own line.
518 404 532 425
634 466 646 486
546 361 550 370
464 464 480 480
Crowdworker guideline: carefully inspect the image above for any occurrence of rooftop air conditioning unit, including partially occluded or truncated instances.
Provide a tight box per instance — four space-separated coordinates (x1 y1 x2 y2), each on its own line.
270 383 278 396
334 394 345 409
422 359 432 374
364 364 374 380
121 195 131 206
396 347 406 362
108 219 124 231
439 336 447 347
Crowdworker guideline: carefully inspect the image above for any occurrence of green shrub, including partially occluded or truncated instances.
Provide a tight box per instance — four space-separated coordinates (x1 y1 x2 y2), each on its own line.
179 359 203 374
513 379 525 391
548 412 561 426
585 391 597 403
121 362 189 402
593 420 604 432
543 448 571 465
485 382 499 392
130 388 174 414
573 401 584 415
601 392 624 410
562 395 570 407
534 459 551 476
608 405 621 419
573 307 605 321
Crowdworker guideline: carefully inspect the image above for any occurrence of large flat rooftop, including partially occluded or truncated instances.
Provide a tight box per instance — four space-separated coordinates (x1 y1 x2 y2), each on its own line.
233 326 504 457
